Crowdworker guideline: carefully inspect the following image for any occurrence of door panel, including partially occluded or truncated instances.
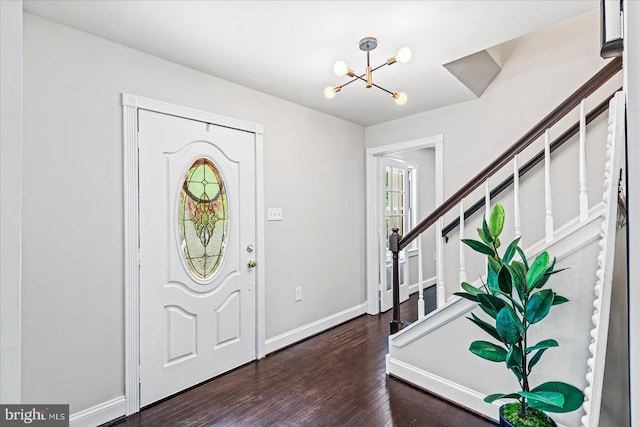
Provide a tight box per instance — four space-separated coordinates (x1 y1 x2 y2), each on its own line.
138 110 256 406
379 157 409 312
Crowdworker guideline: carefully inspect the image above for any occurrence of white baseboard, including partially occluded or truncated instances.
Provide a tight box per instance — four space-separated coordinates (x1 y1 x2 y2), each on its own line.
264 303 368 354
70 396 125 427
386 355 496 419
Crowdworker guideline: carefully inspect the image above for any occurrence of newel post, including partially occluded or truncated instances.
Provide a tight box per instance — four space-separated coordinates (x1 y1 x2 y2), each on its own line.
389 227 403 334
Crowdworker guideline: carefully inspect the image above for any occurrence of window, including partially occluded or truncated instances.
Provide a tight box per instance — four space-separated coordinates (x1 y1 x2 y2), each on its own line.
384 163 417 250
179 158 228 280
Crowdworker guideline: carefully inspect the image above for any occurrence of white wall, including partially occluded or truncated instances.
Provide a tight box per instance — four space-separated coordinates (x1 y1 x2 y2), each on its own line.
623 1 640 424
600 226 629 427
0 0 23 404
22 13 365 413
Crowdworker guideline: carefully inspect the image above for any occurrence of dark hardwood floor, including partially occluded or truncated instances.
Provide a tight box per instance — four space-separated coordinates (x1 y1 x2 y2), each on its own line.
114 293 496 426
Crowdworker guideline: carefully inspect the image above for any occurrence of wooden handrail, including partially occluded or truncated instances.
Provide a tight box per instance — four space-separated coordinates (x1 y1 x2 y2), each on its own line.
440 89 618 238
397 57 621 251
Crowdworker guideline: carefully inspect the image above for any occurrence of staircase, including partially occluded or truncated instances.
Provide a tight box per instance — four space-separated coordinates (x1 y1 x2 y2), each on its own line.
385 58 625 427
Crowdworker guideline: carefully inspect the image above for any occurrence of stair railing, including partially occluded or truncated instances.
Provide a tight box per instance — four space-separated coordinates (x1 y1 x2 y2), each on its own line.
440 89 620 239
389 57 622 334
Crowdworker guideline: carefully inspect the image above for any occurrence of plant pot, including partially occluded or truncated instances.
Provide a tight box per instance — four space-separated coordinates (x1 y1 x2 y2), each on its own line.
499 404 558 427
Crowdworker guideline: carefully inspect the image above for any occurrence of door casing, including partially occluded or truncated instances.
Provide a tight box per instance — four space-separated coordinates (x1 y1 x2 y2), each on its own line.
122 93 265 415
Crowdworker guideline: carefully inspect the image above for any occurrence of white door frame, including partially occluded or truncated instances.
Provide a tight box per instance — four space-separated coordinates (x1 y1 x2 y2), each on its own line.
365 135 443 315
122 93 265 415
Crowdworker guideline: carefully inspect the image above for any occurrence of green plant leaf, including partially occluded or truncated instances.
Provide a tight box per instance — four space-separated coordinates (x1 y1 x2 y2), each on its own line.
526 339 559 352
453 292 479 303
515 246 529 269
461 282 484 296
494 237 501 249
489 204 505 237
486 263 500 296
506 345 522 370
526 251 550 292
496 306 523 344
503 237 521 264
508 262 526 301
482 217 493 243
477 294 506 319
528 348 547 372
525 290 554 324
469 340 508 362
484 393 521 403
552 294 569 305
497 266 512 295
477 226 492 245
462 239 495 256
487 256 502 274
535 257 557 289
511 366 523 382
548 267 569 276
496 291 524 313
467 313 502 342
528 382 585 413
518 391 565 408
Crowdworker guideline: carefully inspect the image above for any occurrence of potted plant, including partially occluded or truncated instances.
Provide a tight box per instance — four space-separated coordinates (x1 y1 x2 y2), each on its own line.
454 204 584 427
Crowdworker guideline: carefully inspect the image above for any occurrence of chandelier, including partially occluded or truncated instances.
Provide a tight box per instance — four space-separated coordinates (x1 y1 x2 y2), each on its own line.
324 37 412 105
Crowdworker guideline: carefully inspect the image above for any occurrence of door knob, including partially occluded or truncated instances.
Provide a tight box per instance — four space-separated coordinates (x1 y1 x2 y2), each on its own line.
247 260 257 268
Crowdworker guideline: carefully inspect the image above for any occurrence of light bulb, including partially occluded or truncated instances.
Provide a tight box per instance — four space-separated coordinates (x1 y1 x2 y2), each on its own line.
395 47 412 64
333 60 349 76
394 92 408 106
324 86 336 99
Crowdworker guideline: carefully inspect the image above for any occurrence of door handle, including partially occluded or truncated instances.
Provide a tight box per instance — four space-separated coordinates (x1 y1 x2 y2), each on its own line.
247 260 257 268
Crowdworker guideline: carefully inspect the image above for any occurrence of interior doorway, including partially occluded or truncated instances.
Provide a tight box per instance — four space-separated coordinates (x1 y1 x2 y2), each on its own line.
365 136 443 316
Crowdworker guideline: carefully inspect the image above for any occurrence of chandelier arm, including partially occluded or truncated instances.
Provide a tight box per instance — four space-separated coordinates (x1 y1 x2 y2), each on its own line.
371 63 390 73
370 83 395 96
340 74 365 89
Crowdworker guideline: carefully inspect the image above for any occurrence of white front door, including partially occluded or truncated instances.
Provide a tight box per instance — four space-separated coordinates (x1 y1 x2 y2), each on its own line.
379 157 410 312
138 110 257 406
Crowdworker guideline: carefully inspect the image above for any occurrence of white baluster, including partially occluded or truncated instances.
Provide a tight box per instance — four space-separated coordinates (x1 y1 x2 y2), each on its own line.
485 179 491 222
459 199 467 285
545 129 554 243
416 237 424 318
579 99 589 222
514 155 521 238
436 217 445 308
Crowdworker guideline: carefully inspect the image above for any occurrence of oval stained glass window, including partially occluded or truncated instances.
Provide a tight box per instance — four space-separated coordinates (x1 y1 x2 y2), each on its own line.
179 158 228 280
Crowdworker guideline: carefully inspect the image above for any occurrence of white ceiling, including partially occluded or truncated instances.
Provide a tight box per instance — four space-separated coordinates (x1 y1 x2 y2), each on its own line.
23 1 598 126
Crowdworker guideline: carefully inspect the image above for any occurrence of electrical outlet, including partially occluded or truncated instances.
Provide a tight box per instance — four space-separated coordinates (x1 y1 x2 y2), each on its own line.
268 208 283 221
295 286 302 301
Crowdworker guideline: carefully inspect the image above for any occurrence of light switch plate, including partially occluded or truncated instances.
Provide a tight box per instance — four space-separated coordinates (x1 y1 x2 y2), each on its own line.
268 208 283 221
